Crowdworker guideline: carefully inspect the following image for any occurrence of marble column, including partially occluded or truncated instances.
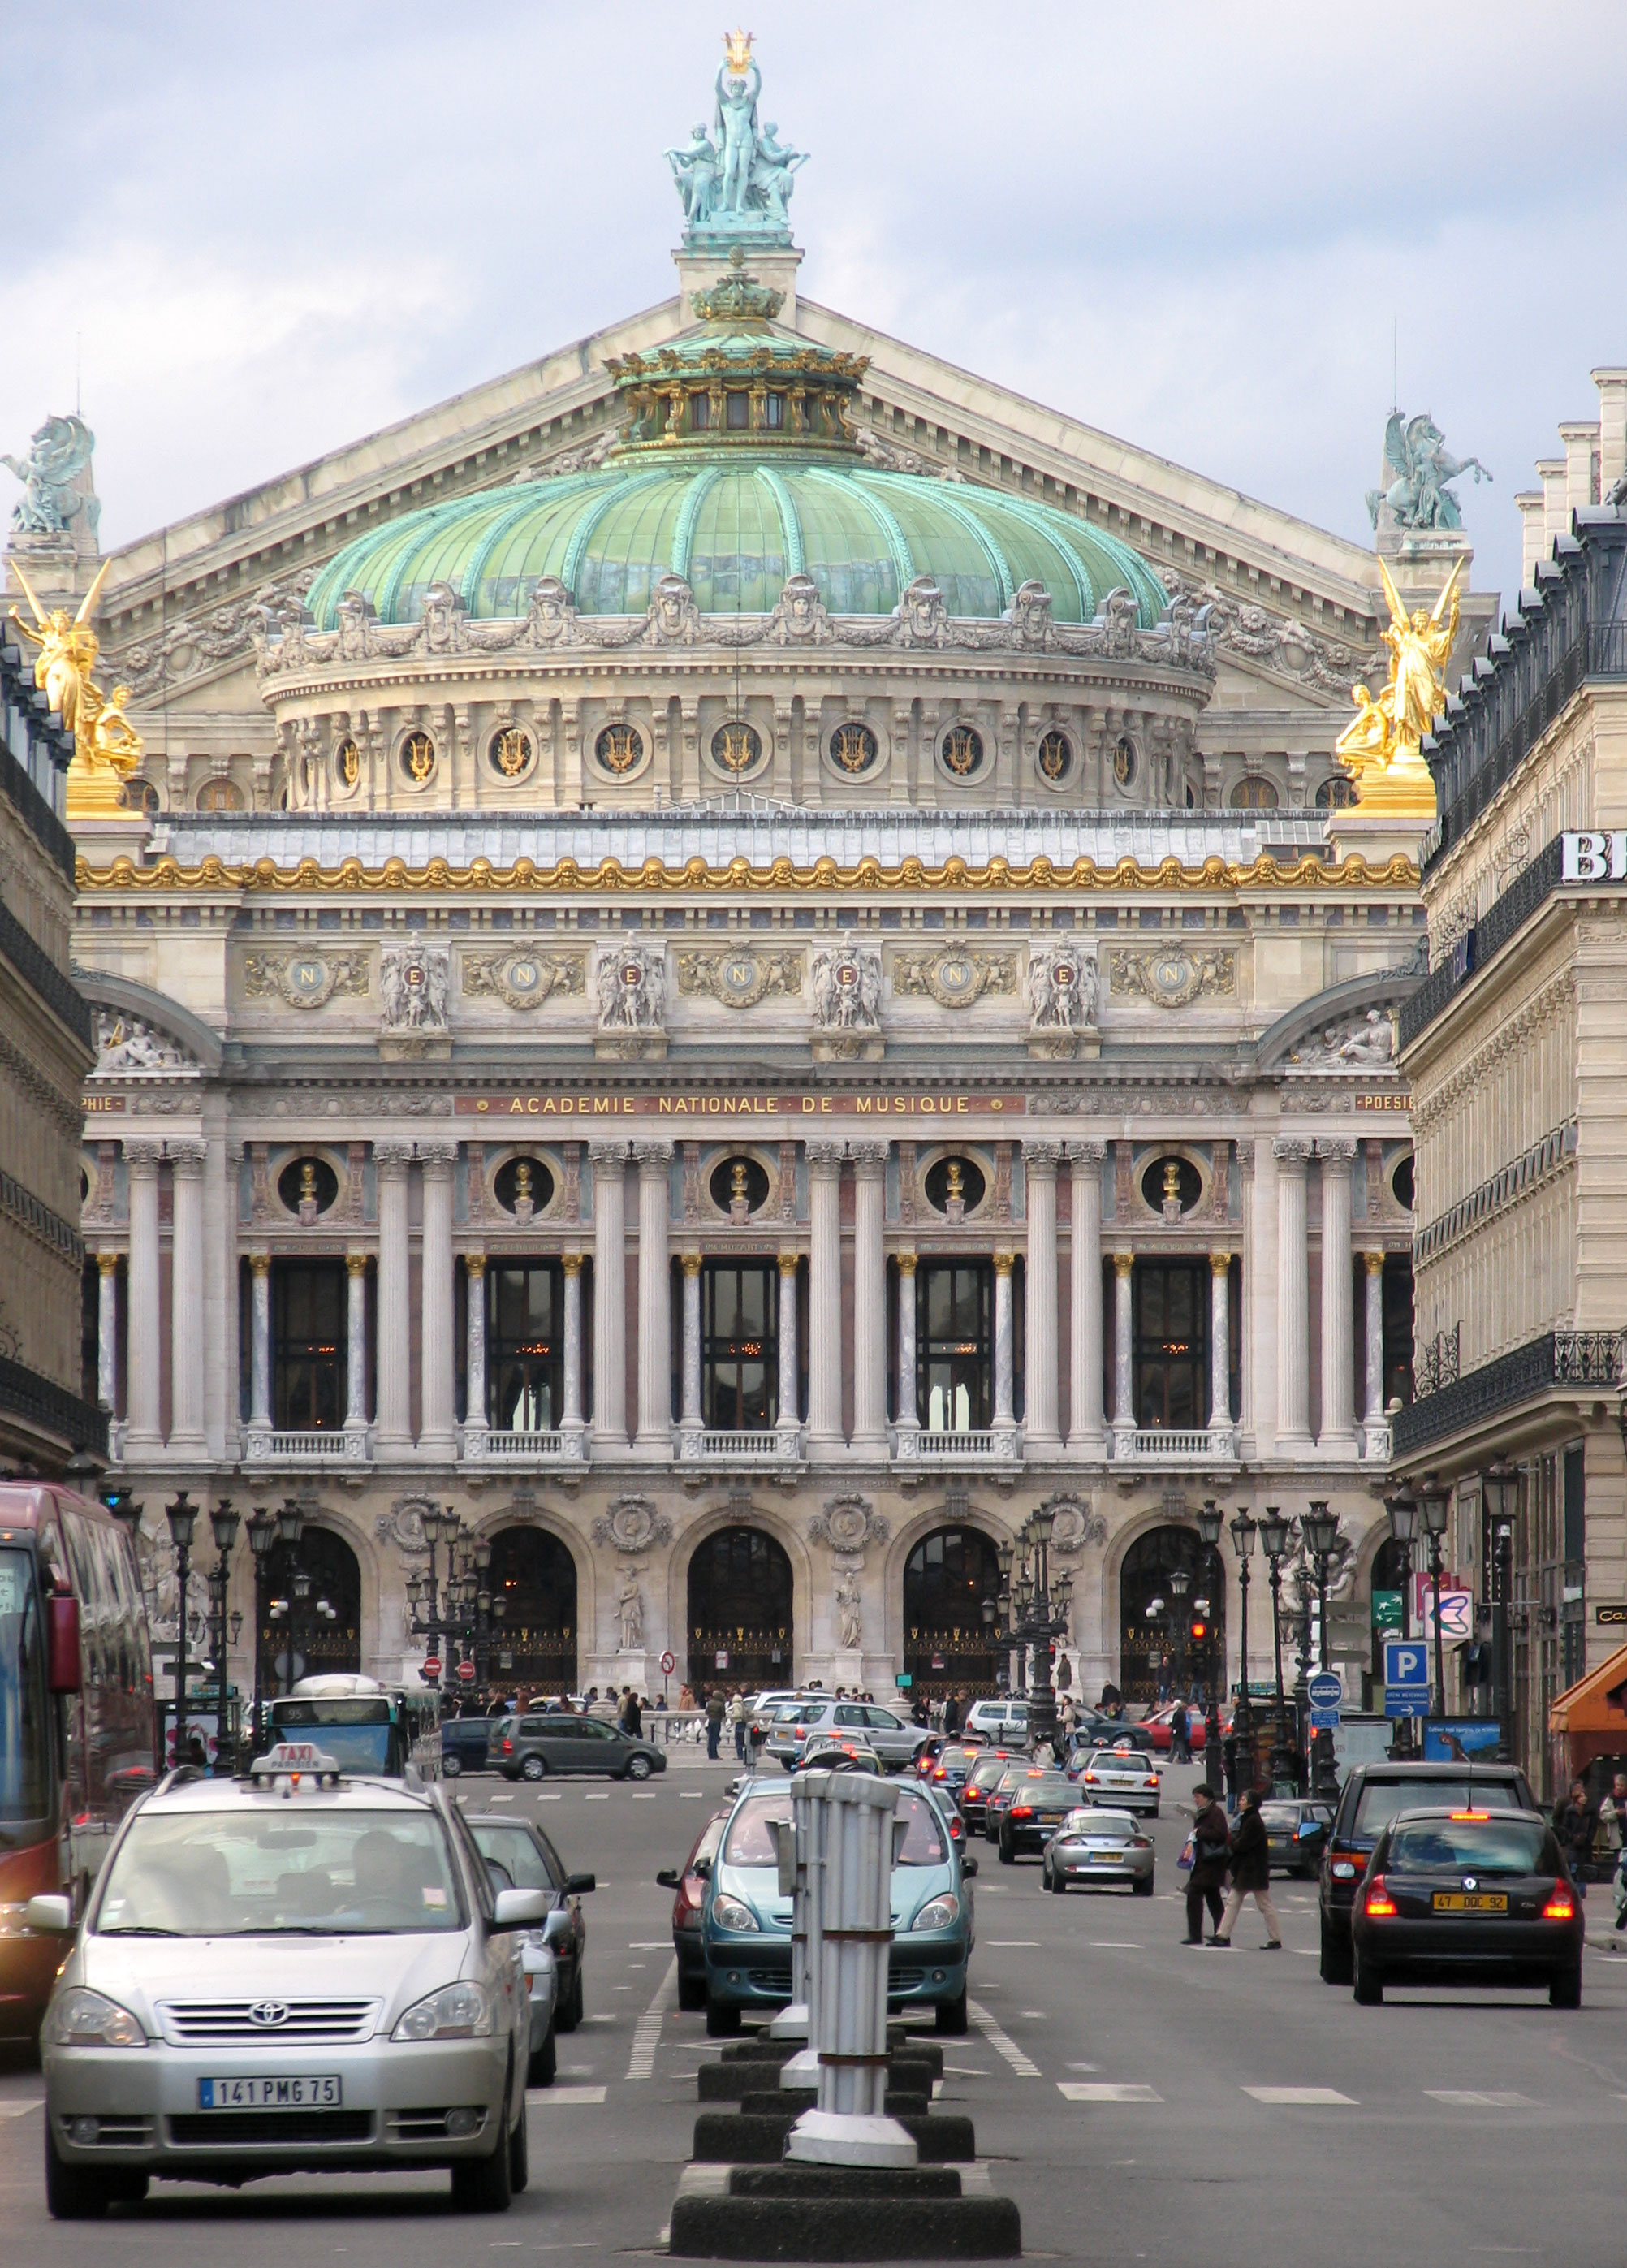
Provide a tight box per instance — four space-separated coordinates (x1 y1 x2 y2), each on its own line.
633 1143 674 1453
124 1142 162 1452
374 1143 412 1450
345 1251 369 1430
1068 1143 1106 1454
1318 1139 1357 1454
851 1142 888 1453
806 1142 844 1447
1023 1141 1061 1454
464 1252 487 1446
776 1251 801 1439
1208 1251 1233 1449
1111 1251 1135 1453
1273 1138 1311 1450
560 1252 586 1445
992 1251 1016 1436
1362 1251 1387 1456
893 1251 918 1440
419 1142 457 1458
589 1143 628 1450
248 1251 272 1432
679 1251 703 1448
167 1139 207 1452
96 1252 119 1415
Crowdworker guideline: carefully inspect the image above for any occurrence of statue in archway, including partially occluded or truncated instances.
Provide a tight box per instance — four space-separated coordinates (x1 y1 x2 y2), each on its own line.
835 1566 863 1653
616 1562 647 1652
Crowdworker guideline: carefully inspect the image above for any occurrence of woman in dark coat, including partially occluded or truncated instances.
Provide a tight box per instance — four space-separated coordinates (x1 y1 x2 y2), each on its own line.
1184 1784 1232 1945
1211 1786 1282 1948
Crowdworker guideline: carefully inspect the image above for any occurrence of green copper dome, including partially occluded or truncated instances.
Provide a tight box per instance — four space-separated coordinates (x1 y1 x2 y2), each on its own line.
304 458 1168 630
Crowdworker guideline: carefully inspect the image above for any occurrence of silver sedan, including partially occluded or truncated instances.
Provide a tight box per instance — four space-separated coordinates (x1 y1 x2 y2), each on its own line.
1042 1807 1156 1895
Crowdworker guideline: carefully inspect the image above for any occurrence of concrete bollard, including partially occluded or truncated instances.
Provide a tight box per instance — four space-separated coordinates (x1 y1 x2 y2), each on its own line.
786 1769 917 2170
772 1773 822 2082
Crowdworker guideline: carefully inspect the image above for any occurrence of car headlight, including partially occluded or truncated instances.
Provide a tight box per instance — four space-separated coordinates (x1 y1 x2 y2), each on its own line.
909 1894 960 1933
711 1895 760 1933
50 1988 146 2048
392 1981 495 2041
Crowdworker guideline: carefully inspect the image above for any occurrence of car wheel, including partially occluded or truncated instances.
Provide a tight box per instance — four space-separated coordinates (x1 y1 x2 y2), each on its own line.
528 2021 557 2089
442 1753 462 1778
998 1831 1014 1865
450 2080 513 2213
520 1754 546 1782
557 1965 583 2033
1133 1873 1154 1898
1352 1945 1384 2006
706 1994 743 2037
1318 1915 1353 1986
625 1753 653 1782
677 1970 708 2013
44 2122 114 2221
1549 1959 1583 2010
935 1986 969 2035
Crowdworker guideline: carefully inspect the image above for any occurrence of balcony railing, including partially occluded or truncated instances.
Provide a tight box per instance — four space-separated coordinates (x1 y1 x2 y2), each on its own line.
1120 1428 1228 1461
677 1426 804 1465
895 1428 1021 1465
463 1426 588 1464
1392 1328 1625 1458
243 1426 371 1464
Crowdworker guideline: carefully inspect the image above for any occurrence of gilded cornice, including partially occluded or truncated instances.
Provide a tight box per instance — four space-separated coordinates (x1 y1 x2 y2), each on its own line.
77 848 1418 896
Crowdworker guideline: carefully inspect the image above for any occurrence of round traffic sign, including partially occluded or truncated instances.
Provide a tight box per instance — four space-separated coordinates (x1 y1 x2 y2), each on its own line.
456 1660 476 1682
423 1656 442 1677
659 1649 677 1675
1307 1671 1343 1709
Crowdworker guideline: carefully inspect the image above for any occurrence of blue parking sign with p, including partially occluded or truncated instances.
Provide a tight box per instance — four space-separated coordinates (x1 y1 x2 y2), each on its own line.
1384 1642 1429 1688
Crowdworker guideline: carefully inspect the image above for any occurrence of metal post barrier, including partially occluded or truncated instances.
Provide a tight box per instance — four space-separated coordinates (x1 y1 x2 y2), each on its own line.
770 1776 814 2063
786 1770 917 2170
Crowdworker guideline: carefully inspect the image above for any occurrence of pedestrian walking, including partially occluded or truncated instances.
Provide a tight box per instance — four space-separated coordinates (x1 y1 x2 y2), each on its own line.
1169 1700 1190 1765
1597 1772 1627 1855
943 1691 963 1737
1554 1778 1598 1897
1183 1783 1231 1945
624 1690 643 1739
1211 1788 1283 1948
729 1689 748 1760
706 1687 727 1760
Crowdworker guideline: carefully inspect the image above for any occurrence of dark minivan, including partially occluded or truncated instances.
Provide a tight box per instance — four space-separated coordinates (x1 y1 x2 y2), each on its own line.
494 1710 667 1782
1318 1759 1534 1982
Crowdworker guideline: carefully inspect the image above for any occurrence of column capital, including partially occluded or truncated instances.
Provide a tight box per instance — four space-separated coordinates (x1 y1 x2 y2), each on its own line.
895 1249 917 1277
464 1251 486 1279
167 1138 207 1173
1068 1140 1107 1165
1112 1249 1135 1277
249 1250 271 1277
418 1140 458 1173
1272 1136 1312 1169
1023 1139 1064 1172
346 1249 369 1277
1210 1249 1233 1277
633 1138 675 1170
97 1250 119 1277
1363 1248 1386 1276
681 1250 703 1277
805 1138 844 1171
374 1140 413 1169
849 1140 889 1175
124 1139 164 1169
1316 1137 1357 1169
778 1250 799 1277
562 1251 585 1277
993 1250 1015 1277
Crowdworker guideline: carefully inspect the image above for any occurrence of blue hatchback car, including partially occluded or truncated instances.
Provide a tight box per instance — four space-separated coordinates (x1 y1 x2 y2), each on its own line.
701 1780 975 2036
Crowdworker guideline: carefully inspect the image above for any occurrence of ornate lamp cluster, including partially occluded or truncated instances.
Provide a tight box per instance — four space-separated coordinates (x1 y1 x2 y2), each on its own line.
242 1498 338 1744
405 1507 506 1700
108 1492 243 1769
981 1503 1074 1756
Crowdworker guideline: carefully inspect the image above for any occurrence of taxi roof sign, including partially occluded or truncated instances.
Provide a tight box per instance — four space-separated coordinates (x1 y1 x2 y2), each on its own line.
250 1740 343 1789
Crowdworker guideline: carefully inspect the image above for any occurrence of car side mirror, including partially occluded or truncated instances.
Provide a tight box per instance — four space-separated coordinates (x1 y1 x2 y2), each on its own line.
25 1894 72 1933
691 1856 712 1880
490 1886 550 1931
961 1855 979 1878
563 1871 597 1895
655 1868 680 1890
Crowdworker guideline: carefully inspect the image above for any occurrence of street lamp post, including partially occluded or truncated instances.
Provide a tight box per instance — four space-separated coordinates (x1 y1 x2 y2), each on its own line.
207 1498 240 1770
1483 1461 1520 1765
1230 1510 1258 1791
1258 1508 1297 1790
1419 1482 1452 1722
985 1510 1072 1756
1384 1488 1419 1757
164 1492 199 1766
1167 1564 1192 1704
1193 1499 1225 1756
1301 1501 1343 1803
245 1506 276 1747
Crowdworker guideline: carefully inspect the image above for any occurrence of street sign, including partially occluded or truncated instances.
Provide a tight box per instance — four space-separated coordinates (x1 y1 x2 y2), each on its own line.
1384 1689 1430 1719
1372 1589 1405 1634
659 1648 677 1674
895 1672 913 1689
1384 1641 1429 1689
456 1660 476 1682
1309 1705 1341 1730
423 1656 442 1677
1308 1671 1343 1710
1413 1577 1473 1642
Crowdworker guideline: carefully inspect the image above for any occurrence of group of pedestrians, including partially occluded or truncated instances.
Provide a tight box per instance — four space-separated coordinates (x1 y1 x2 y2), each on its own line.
1552 1769 1627 1927
1181 1782 1282 1950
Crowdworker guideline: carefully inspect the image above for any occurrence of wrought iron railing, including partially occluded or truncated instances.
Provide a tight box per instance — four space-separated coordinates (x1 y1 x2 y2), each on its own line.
0 1353 106 1457
1392 1328 1625 1457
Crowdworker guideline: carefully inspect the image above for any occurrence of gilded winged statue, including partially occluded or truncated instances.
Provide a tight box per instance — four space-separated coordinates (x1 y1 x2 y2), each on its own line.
1332 559 1459 816
9 555 145 813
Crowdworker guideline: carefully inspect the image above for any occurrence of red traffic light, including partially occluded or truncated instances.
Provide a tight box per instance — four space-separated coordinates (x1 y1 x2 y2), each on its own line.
1190 1621 1206 1641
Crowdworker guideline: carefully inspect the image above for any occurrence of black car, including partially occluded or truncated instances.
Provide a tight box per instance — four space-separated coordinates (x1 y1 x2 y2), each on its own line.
493 1710 667 1782
1349 1805 1585 2007
998 1768 1078 1861
960 1751 1015 1834
1318 1759 1534 1983
1261 1799 1333 1877
1067 1713 1157 1756
440 1703 512 1777
465 1811 596 2031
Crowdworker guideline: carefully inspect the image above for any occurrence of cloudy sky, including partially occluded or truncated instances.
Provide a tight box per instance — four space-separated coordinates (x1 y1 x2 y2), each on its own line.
2 2 1620 608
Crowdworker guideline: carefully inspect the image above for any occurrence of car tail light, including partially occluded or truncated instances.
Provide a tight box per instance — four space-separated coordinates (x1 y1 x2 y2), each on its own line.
1129 1837 1152 1850
1011 1804 1032 1818
501 1737 513 1754
1543 1889 1576 1921
1449 1809 1490 1821
933 1766 947 1779
1363 1876 1397 1918
1329 1847 1367 1880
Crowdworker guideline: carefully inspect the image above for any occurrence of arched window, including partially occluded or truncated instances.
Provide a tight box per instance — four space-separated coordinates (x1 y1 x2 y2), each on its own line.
489 1527 577 1699
1229 776 1278 809
903 1527 1002 1699
196 778 243 812
1118 1525 1225 1705
1315 774 1356 809
264 1524 361 1691
687 1526 793 1690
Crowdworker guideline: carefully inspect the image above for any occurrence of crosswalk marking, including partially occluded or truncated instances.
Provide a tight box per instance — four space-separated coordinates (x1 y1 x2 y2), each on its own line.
968 1996 1040 2080
1244 2086 1354 2106
1425 2090 1533 2108
529 2085 606 2104
1090 1941 1141 1949
1059 2082 1162 2103
626 1957 677 2080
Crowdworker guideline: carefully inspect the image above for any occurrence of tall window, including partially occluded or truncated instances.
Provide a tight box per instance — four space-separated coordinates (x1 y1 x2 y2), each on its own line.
489 1263 562 1431
272 1260 346 1428
918 1262 991 1432
1132 1260 1208 1429
703 1262 777 1430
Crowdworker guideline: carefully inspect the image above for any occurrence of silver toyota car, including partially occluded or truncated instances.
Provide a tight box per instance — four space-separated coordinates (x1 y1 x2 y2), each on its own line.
32 1745 543 2218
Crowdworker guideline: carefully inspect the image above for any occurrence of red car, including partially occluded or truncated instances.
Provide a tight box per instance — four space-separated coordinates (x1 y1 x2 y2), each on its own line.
1141 1702 1234 1753
657 1808 726 2013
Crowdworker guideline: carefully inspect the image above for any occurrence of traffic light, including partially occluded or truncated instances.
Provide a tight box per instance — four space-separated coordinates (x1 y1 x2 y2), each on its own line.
1190 1619 1207 1644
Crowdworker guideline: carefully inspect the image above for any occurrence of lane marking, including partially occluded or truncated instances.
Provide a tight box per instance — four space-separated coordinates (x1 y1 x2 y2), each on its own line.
986 1940 1039 1947
529 2084 606 2104
1426 2090 1534 2108
1090 1942 1141 1949
680 1791 704 1799
632 1793 657 1800
626 1956 678 2080
1244 2086 1354 2106
968 1995 1040 2080
1059 2082 1162 2103
0 2101 42 2119
537 1793 562 1802
628 1941 671 1950
585 1793 610 1802
490 1795 514 1804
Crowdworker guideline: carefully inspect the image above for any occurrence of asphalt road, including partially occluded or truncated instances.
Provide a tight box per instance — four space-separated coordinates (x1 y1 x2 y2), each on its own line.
6 1746 1627 2266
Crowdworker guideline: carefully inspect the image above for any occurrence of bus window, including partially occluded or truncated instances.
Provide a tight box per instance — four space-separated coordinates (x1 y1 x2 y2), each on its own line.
0 1549 49 1821
268 1696 402 1776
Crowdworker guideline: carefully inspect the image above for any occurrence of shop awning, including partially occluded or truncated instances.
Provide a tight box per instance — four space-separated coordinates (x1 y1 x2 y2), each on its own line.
1547 1643 1627 1735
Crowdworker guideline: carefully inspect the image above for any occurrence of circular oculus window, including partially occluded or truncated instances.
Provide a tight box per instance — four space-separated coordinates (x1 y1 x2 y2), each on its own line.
923 1154 987 1214
939 724 985 779
829 721 879 775
494 1155 555 1215
400 729 436 784
711 719 764 775
489 726 533 779
708 1156 772 1214
278 1155 339 1216
1037 729 1073 784
594 723 644 775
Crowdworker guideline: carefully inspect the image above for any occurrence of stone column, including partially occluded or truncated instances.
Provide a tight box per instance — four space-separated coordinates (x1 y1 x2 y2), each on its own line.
247 1251 272 1433
1274 1138 1311 1451
464 1252 487 1447
1023 1141 1061 1454
1362 1251 1387 1458
992 1251 1016 1437
806 1142 844 1448
893 1251 918 1441
1111 1251 1135 1454
419 1143 458 1458
1318 1139 1357 1454
777 1251 801 1440
633 1143 674 1453
679 1251 703 1451
345 1251 369 1431
851 1143 889 1453
1208 1251 1234 1451
590 1143 628 1450
124 1142 163 1453
374 1143 412 1451
96 1252 119 1415
560 1252 586 1449
1068 1143 1106 1455
166 1140 207 1453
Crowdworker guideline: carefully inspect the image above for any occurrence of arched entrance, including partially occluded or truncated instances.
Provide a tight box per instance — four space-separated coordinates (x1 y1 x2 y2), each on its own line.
1118 1525 1226 1705
687 1526 793 1691
265 1525 361 1692
903 1527 1002 1700
489 1527 577 1699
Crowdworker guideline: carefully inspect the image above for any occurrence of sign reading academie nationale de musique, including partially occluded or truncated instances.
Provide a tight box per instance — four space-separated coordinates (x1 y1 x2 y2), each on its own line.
456 1091 1025 1120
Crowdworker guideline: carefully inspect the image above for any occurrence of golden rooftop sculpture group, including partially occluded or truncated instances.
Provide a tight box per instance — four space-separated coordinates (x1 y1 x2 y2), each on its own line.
9 555 144 818
1332 558 1460 819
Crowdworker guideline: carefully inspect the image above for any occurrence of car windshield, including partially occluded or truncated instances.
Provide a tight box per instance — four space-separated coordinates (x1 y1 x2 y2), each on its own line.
269 1699 395 1776
1351 1778 1521 1838
1013 1775 1074 1806
95 1808 466 1934
895 1793 947 1864
969 1760 1008 1791
1260 1804 1307 1830
938 1748 979 1771
0 1549 48 1824
1386 1819 1551 1875
723 1792 793 1867
1088 1752 1150 1773
468 1822 556 1892
1066 1808 1137 1835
